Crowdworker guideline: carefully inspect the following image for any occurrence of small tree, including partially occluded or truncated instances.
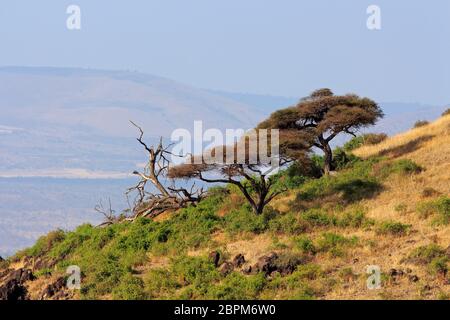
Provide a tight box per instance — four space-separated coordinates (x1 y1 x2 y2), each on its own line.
258 88 383 175
168 135 303 215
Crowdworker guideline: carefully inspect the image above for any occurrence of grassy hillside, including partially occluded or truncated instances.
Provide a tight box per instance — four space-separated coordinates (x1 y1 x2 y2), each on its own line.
2 115 449 300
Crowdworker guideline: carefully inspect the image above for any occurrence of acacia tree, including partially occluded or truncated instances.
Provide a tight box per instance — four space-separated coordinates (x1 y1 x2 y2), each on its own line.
258 88 383 175
168 134 305 215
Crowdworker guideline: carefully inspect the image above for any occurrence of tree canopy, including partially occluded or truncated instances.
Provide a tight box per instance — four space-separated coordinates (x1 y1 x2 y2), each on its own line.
258 88 383 174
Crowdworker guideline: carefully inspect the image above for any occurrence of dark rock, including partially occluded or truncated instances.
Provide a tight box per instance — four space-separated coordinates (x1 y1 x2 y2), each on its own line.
389 269 398 277
409 275 419 283
0 278 28 300
253 252 279 275
0 268 34 301
242 266 253 275
40 277 66 300
251 252 305 277
209 251 221 268
0 256 4 262
33 257 57 271
406 268 413 274
7 268 35 283
219 262 234 276
232 254 245 268
353 258 359 264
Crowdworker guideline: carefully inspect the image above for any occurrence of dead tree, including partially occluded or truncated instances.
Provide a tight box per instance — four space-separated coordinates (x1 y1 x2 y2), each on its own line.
125 121 205 220
95 198 120 227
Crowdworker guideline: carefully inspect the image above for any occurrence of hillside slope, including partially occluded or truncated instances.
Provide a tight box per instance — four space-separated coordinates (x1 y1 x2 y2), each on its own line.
1 115 449 300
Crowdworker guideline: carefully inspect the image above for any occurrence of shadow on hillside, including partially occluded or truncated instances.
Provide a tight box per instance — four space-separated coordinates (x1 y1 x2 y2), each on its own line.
292 178 383 211
334 179 383 203
378 135 434 158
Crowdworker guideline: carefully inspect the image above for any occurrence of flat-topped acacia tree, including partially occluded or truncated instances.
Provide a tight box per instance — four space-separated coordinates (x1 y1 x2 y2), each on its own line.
168 134 310 215
257 88 383 175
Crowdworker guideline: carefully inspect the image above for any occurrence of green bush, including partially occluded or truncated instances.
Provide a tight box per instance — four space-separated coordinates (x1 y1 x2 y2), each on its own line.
394 203 408 215
302 209 336 227
417 196 450 225
429 257 449 276
390 159 423 175
376 221 411 236
332 147 360 171
316 233 358 257
269 212 309 235
208 272 266 300
112 274 146 300
336 207 374 228
145 269 179 299
25 229 66 257
294 236 316 255
224 205 274 235
294 159 382 207
408 244 446 265
344 133 388 151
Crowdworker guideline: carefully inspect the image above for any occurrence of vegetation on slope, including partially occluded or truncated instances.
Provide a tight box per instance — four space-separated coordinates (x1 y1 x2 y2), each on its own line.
1 109 449 301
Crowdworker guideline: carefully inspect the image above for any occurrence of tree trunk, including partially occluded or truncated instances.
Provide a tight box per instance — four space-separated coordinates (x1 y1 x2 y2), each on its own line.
322 143 334 176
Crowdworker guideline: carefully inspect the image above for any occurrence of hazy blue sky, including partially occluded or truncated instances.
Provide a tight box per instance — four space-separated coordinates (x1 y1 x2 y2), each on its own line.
0 0 449 104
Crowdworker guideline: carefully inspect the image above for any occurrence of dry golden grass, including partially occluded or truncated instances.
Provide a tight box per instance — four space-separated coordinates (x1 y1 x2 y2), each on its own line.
324 114 450 299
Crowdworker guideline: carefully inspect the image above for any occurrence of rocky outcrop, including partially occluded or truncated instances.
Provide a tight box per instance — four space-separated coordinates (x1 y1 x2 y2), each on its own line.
213 252 305 277
232 254 245 268
209 251 221 268
219 262 234 276
40 277 68 300
0 268 35 300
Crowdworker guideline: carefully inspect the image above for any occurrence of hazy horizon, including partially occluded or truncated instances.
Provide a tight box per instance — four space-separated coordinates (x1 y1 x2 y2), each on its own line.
1 1 449 105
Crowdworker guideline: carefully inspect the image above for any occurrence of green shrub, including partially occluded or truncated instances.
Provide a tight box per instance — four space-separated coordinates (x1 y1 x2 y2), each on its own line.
172 256 220 298
224 205 274 235
417 196 450 225
394 203 408 215
208 272 266 300
145 269 179 299
112 274 146 300
332 147 360 170
264 268 318 300
408 244 446 265
302 209 336 227
34 268 52 278
429 257 449 276
376 221 411 236
294 236 316 255
336 208 373 228
391 159 423 175
344 133 388 151
269 212 309 235
294 159 382 208
26 229 66 257
316 233 358 257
